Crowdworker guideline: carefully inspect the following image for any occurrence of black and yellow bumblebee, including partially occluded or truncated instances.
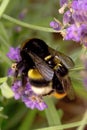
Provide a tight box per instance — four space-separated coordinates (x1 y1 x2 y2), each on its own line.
14 38 75 100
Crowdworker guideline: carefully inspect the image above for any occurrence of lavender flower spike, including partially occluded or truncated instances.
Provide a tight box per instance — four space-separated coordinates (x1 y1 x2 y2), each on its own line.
7 47 21 62
12 80 23 100
50 21 61 31
59 0 68 7
22 94 47 111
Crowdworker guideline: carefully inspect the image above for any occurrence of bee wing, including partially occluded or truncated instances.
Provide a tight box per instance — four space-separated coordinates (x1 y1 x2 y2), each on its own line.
48 47 74 69
29 52 54 81
61 76 75 100
55 71 75 100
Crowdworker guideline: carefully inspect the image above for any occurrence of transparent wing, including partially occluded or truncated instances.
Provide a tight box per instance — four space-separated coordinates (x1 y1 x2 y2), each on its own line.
55 71 75 100
48 47 74 69
29 52 54 81
61 76 75 100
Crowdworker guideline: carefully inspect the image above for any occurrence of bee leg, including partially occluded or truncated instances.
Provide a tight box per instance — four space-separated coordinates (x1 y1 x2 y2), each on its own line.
21 71 27 88
14 69 19 82
42 90 54 96
13 61 24 83
21 67 29 88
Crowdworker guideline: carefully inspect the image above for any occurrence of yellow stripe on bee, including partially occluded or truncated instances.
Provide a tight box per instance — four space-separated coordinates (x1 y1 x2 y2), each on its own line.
44 55 52 61
28 69 43 80
52 92 67 99
53 63 62 70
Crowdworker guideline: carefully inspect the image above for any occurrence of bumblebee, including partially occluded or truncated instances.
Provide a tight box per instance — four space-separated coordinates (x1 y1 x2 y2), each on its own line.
14 38 75 100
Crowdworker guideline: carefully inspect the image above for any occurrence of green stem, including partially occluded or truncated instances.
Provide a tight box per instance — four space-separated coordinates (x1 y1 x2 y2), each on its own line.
70 66 84 71
0 0 10 18
18 110 37 130
44 97 62 127
77 111 87 130
2 14 59 33
0 35 10 48
36 120 87 130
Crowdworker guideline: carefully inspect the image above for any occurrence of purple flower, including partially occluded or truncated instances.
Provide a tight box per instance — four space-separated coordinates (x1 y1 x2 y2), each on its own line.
36 100 48 111
63 10 74 25
50 0 87 47
18 9 27 20
80 24 87 46
59 0 68 7
50 21 61 30
22 81 47 111
7 47 21 62
22 93 47 111
11 79 47 110
12 80 23 100
71 0 87 24
8 68 15 76
65 24 81 42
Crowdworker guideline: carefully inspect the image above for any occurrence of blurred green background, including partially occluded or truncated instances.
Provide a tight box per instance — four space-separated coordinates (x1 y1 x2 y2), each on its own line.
0 0 87 130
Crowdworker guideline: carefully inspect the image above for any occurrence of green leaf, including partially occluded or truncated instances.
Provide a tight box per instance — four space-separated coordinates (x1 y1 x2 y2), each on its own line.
0 77 7 83
44 97 62 127
18 110 37 130
36 120 87 130
0 107 3 111
0 0 10 18
0 82 14 98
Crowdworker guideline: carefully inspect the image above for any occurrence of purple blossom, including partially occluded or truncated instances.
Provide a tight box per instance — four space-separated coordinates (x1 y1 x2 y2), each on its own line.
12 80 23 100
71 0 87 24
50 21 61 30
36 100 48 111
59 0 68 7
65 24 81 42
7 68 15 76
50 0 87 47
22 93 47 111
80 24 87 46
63 10 74 25
11 79 47 110
7 47 21 62
18 9 27 20
22 81 47 111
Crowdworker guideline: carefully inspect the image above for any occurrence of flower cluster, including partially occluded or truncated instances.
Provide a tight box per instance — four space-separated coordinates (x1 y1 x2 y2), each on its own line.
7 47 47 111
50 0 87 46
